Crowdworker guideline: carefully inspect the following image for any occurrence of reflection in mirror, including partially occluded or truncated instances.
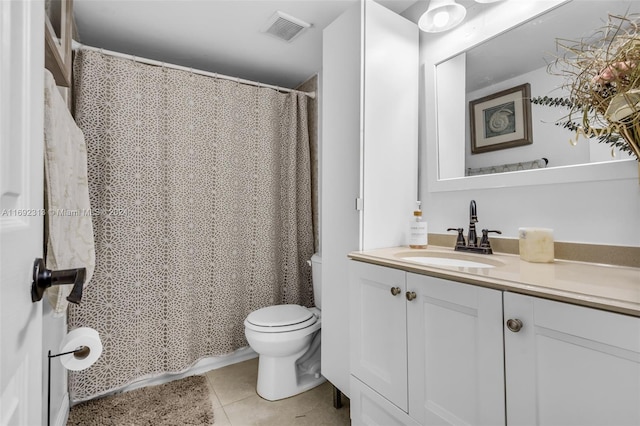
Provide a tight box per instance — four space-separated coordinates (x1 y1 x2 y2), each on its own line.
436 0 638 178
46 0 63 39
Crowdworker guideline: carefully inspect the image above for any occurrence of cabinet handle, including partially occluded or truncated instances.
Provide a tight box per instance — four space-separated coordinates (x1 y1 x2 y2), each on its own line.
406 291 417 301
390 287 401 296
506 318 523 333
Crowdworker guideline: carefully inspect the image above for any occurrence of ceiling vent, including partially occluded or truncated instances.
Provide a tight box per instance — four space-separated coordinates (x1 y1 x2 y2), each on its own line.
262 11 311 42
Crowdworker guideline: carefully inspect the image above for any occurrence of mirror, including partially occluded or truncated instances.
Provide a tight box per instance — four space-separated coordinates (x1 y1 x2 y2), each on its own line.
425 0 639 190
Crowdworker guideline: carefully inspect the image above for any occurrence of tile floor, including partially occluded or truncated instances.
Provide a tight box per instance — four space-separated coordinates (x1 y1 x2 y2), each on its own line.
204 358 351 426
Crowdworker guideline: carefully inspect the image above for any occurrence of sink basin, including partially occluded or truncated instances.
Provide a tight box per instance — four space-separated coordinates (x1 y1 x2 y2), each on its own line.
401 257 495 268
395 251 503 269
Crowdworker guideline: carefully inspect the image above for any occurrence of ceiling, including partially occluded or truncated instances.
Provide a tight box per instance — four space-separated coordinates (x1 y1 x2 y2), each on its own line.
73 0 421 89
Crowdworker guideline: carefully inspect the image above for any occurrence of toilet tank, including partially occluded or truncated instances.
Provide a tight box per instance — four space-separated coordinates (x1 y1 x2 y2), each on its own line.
310 253 322 309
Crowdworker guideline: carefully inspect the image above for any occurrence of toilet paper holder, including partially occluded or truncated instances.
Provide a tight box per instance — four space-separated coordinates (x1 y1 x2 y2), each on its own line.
47 346 90 426
31 258 86 304
47 327 102 426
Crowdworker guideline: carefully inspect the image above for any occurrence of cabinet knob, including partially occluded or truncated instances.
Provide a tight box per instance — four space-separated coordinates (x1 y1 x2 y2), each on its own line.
406 291 417 301
506 318 523 333
390 287 401 296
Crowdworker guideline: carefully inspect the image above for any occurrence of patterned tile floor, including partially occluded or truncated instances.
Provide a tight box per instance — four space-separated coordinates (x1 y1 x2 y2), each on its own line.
204 358 351 426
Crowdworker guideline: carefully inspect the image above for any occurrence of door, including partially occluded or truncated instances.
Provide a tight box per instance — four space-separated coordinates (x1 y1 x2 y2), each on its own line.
1 1 45 425
349 261 408 412
361 0 418 250
406 273 505 425
321 1 361 397
504 292 640 426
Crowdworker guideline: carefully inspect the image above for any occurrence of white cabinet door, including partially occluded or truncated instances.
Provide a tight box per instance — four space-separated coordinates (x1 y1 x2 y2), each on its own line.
0 1 45 425
350 261 408 412
504 292 640 426
321 0 362 397
406 273 505 425
361 0 418 251
351 376 420 426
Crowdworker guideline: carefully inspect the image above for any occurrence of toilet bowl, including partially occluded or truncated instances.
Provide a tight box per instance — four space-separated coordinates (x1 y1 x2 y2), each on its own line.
244 254 325 401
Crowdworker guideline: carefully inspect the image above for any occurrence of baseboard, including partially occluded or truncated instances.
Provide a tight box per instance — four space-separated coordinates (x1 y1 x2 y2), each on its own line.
71 347 257 404
53 392 69 426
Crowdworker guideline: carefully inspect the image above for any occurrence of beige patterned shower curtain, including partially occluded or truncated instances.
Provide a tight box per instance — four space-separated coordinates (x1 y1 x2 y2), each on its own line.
68 50 314 401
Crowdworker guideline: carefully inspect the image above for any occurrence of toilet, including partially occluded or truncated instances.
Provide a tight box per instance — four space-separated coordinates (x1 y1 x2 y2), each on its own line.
244 253 326 401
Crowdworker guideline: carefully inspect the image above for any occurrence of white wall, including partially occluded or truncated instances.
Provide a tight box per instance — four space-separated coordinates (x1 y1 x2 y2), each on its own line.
420 177 640 246
465 65 632 171
465 66 588 171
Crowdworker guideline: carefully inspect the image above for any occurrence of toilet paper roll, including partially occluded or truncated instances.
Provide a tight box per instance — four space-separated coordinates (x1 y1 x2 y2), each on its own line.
59 327 103 371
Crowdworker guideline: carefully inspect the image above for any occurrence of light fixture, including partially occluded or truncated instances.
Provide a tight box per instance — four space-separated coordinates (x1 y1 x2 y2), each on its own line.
418 0 467 33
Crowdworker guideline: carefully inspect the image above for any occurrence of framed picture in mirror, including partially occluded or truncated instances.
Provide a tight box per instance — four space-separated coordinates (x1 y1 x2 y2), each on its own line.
470 83 532 154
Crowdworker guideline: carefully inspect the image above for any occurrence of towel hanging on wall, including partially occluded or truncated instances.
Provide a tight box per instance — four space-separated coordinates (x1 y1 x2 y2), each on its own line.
43 69 95 316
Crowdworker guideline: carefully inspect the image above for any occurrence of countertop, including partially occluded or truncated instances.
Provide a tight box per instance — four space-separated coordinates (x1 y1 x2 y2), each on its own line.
348 246 640 317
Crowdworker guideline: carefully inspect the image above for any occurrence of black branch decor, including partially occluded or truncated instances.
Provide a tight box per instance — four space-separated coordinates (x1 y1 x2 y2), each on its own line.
529 95 634 156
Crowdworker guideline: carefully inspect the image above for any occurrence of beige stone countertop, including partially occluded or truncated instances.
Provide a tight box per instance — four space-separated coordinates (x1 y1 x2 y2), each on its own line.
348 246 640 317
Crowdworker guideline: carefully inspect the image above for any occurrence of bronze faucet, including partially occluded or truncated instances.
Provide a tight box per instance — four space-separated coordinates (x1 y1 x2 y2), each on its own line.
468 200 478 247
447 200 501 254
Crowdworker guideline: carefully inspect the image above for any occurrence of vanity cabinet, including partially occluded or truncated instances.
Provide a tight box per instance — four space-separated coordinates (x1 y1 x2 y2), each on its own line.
504 292 640 425
350 261 505 425
349 260 640 426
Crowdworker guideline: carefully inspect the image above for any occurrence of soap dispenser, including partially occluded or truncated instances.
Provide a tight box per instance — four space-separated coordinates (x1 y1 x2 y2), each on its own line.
408 201 428 249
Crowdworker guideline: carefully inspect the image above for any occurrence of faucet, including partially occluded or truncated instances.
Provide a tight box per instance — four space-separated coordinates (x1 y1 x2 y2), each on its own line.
447 200 501 254
468 200 478 247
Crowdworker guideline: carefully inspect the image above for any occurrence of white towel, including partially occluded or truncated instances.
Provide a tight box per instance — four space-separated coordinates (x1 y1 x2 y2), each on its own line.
43 69 95 316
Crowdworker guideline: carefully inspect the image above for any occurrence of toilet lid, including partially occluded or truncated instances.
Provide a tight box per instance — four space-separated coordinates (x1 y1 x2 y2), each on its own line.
246 304 316 331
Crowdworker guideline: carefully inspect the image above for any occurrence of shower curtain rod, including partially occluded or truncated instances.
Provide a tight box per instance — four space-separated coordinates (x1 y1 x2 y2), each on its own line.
72 42 316 99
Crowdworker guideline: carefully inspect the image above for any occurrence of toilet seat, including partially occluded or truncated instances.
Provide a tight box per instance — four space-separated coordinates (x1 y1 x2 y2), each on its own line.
245 304 317 333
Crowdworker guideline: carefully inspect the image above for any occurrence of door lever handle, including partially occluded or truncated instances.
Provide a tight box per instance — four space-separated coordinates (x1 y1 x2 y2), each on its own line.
31 258 86 304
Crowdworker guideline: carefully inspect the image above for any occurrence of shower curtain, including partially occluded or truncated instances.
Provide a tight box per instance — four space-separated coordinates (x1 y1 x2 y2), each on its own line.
68 50 314 401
